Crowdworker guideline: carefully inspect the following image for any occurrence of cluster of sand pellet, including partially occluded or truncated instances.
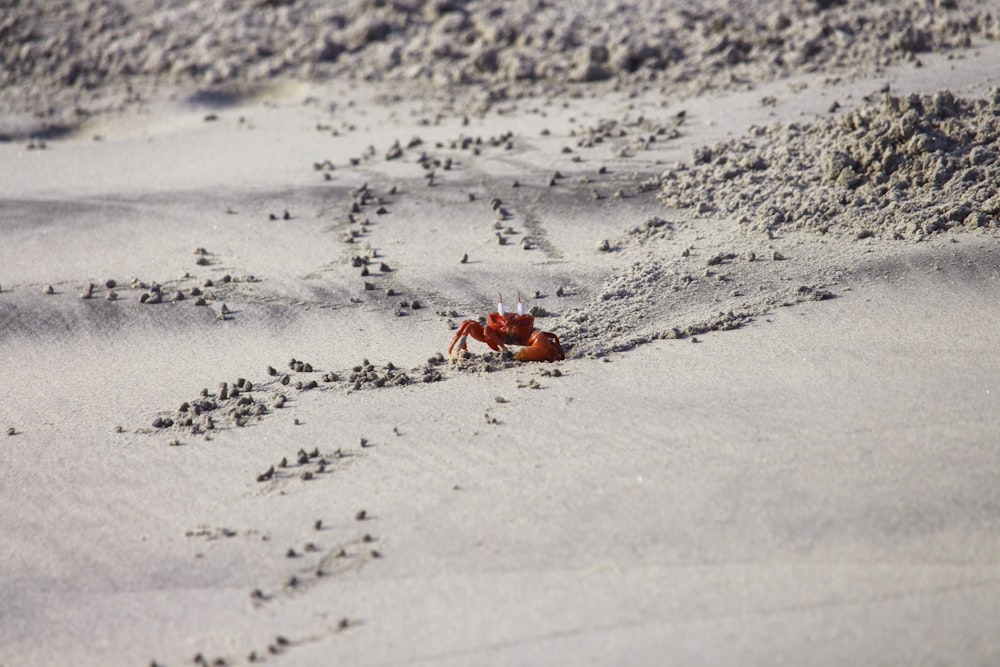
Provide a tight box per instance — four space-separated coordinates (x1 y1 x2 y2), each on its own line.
659 88 1000 239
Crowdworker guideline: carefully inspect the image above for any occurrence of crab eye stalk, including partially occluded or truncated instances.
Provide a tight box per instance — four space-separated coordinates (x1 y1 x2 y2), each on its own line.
516 291 525 316
497 292 505 316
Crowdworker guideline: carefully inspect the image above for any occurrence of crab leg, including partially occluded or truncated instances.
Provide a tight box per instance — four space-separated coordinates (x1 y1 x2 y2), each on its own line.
448 319 506 360
448 320 479 360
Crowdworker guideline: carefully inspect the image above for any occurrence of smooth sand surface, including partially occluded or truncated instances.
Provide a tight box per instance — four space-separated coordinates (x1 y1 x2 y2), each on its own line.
3 21 1000 667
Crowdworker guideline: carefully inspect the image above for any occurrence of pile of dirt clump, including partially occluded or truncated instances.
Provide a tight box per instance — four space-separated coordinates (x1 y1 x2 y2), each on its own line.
2 0 998 118
659 88 1000 239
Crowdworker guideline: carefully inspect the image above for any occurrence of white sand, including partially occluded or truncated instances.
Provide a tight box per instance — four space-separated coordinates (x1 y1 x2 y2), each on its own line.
2 7 1000 666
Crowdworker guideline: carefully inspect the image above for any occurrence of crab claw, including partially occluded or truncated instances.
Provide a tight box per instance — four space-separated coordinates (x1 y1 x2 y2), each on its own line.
514 330 565 362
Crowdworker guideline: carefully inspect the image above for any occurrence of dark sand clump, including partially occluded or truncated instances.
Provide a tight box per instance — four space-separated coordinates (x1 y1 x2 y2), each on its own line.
2 0 997 119
659 88 1000 239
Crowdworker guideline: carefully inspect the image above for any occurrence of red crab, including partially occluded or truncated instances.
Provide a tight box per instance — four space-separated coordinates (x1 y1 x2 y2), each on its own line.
448 293 565 362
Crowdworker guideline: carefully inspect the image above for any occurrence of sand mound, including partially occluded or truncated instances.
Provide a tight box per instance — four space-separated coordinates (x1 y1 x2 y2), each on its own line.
659 88 1000 239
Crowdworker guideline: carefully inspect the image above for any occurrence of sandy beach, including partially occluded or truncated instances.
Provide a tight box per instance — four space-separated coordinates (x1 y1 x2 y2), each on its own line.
2 1 1000 665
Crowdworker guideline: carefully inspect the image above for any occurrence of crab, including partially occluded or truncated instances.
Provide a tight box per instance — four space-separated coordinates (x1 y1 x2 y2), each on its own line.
448 293 565 363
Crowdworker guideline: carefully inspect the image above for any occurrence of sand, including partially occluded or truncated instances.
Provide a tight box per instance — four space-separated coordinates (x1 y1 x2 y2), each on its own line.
2 1 1000 665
